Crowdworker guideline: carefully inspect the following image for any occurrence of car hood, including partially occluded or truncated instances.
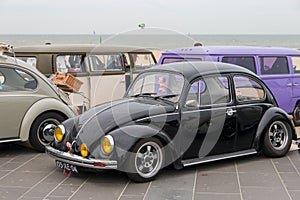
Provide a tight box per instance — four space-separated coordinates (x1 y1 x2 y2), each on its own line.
72 97 175 140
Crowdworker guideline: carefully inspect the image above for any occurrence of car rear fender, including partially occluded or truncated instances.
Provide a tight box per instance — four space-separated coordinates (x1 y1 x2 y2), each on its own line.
109 125 179 168
253 107 296 151
19 98 76 141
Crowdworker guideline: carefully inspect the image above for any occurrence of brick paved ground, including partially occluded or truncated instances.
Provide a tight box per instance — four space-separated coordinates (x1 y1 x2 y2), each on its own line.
0 143 299 200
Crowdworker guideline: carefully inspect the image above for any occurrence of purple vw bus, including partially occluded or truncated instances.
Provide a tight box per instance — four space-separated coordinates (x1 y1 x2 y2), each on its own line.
159 46 300 126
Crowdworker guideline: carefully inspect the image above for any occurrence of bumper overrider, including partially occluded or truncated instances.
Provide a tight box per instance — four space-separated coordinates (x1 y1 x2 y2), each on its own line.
45 145 118 170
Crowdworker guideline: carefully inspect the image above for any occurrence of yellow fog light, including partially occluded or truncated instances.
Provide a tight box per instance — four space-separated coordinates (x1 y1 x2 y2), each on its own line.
54 125 65 143
80 143 89 158
101 135 114 155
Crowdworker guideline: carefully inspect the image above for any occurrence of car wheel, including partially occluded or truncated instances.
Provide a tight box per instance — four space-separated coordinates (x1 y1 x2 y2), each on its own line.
29 112 65 152
126 138 164 183
293 106 300 126
263 120 292 157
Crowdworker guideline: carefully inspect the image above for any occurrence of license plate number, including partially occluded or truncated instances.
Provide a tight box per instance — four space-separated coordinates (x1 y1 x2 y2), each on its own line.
55 160 78 173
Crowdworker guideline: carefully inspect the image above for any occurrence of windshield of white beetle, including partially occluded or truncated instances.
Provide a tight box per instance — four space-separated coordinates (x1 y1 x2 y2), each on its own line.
126 71 185 103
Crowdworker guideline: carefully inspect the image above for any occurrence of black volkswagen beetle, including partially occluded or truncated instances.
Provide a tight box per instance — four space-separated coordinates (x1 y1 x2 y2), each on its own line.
46 61 299 182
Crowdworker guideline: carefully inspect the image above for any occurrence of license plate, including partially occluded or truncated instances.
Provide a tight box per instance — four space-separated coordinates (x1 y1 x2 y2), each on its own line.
55 160 78 173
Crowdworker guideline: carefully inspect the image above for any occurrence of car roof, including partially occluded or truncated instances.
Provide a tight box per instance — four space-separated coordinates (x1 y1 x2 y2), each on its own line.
13 44 153 53
164 46 300 55
147 61 257 82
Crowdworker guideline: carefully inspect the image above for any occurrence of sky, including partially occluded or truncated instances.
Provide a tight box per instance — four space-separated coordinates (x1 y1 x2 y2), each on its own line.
0 0 300 35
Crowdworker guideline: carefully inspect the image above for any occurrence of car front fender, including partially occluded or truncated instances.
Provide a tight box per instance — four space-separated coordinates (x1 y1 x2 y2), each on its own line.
19 98 76 142
109 124 180 168
253 107 296 151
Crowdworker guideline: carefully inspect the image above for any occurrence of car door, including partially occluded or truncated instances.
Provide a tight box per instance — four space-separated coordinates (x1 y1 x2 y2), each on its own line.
181 75 237 160
0 66 41 139
233 75 270 151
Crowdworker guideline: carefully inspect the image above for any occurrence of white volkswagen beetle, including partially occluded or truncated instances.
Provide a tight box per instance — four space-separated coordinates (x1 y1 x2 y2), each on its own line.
0 45 76 151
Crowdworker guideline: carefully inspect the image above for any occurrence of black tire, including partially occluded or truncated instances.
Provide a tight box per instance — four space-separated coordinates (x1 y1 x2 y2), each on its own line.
293 106 300 126
125 138 164 183
29 112 65 152
262 120 292 157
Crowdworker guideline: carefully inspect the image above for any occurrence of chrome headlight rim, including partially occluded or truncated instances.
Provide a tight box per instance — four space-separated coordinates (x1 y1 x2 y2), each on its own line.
54 125 66 143
101 135 115 155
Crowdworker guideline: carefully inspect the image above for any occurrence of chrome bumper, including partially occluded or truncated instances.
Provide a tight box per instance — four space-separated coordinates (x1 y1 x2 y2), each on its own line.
45 145 117 170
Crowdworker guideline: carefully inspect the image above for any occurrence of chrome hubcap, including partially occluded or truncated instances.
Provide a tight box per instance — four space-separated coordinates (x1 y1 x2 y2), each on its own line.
135 141 162 178
38 118 60 144
268 121 288 151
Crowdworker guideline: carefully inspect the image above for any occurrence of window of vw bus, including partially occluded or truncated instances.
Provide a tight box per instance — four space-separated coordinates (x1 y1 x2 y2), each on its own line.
17 57 37 68
131 53 156 71
89 54 124 71
291 56 300 73
56 55 86 73
260 56 289 75
222 56 256 73
127 72 184 103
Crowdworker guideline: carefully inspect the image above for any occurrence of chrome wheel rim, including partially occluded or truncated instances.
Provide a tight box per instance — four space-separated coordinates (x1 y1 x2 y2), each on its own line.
134 141 163 179
268 121 288 151
38 118 60 144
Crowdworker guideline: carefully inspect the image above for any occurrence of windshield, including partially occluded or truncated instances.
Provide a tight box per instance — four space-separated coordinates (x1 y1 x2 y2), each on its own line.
126 71 185 103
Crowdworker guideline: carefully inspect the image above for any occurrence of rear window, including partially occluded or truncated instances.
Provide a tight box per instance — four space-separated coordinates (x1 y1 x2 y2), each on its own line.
260 56 289 75
222 56 256 73
17 57 37 68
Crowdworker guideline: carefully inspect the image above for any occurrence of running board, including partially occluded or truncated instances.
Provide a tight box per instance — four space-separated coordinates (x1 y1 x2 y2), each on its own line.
0 138 22 143
182 149 257 167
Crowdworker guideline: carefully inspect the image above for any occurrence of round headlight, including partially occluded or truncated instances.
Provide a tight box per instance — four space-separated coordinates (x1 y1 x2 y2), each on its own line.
54 125 65 143
101 135 114 155
80 143 89 158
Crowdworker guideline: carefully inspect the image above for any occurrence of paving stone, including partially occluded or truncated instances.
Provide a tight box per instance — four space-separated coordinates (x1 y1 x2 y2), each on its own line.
272 157 297 173
0 171 49 187
241 187 291 200
279 172 300 191
0 187 29 199
195 172 239 193
122 181 150 196
194 193 241 200
238 172 283 188
289 191 300 200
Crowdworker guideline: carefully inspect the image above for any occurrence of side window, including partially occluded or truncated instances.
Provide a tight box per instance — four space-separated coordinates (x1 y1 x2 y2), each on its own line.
222 56 256 73
185 76 230 107
17 57 37 68
89 54 123 71
233 76 265 102
291 56 300 73
0 67 37 91
56 55 86 73
260 56 289 75
131 53 156 71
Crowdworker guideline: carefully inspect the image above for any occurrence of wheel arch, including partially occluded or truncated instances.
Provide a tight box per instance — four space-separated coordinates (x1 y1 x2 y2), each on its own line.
109 124 179 168
19 98 75 142
253 107 296 151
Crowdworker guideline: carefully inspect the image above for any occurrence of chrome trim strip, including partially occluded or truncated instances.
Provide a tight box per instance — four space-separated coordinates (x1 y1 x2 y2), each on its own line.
182 149 257 167
0 138 22 143
46 146 117 170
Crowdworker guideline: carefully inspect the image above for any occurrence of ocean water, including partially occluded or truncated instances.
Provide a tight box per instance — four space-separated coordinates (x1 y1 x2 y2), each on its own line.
0 34 300 49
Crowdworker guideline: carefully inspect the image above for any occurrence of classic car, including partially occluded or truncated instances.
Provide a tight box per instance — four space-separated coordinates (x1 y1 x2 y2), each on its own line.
0 45 77 151
46 61 300 182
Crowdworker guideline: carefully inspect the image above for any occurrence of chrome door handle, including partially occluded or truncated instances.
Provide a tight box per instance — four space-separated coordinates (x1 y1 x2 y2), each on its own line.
287 83 292 87
293 83 298 86
226 108 236 116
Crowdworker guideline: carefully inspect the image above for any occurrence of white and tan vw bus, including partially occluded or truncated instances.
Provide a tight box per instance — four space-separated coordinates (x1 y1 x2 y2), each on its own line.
13 44 157 112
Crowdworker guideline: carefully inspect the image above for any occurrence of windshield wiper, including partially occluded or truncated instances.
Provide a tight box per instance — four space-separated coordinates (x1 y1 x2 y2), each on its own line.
154 94 179 99
131 92 157 97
